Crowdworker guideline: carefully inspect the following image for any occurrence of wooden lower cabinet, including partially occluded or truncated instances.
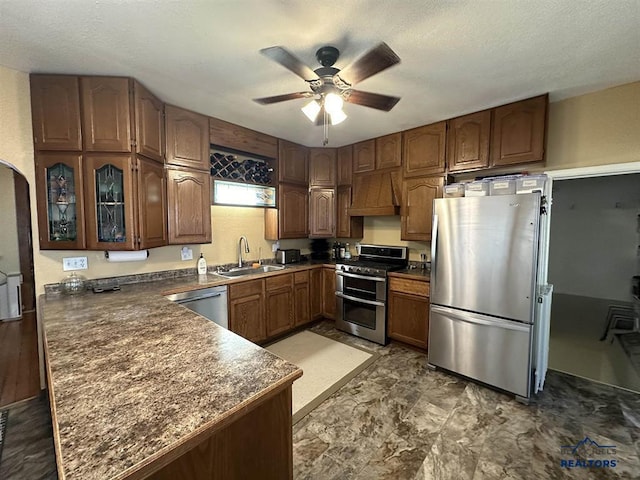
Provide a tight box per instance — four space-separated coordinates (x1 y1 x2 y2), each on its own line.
294 271 311 327
148 385 294 480
229 268 328 343
265 274 294 337
309 267 323 320
322 267 336 319
387 276 430 349
229 280 266 343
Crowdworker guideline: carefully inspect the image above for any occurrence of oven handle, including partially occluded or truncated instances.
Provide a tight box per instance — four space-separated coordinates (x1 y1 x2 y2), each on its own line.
335 292 385 307
336 271 386 282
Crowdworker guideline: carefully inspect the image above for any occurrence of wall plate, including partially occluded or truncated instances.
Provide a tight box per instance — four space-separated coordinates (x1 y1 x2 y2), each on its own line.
63 256 88 271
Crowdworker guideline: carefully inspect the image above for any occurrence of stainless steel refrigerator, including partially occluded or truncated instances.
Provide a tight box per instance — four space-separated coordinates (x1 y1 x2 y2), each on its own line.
428 192 553 401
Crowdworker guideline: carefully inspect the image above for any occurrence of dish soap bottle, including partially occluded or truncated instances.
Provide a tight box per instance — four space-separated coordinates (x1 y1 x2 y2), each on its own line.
197 253 207 275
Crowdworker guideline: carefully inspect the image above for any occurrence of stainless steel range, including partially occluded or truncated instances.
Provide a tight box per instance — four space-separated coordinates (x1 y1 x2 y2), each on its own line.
335 244 408 345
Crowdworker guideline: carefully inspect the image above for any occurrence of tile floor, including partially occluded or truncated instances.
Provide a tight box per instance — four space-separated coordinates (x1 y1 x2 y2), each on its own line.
2 320 640 480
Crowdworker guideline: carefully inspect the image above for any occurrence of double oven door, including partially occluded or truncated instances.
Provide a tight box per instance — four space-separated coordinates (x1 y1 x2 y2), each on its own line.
335 270 388 345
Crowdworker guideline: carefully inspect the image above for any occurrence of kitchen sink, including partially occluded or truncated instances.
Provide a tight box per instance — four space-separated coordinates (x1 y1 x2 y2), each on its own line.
217 265 285 278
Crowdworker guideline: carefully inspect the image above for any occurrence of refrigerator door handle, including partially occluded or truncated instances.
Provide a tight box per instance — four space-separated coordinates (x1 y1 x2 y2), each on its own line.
431 213 438 292
430 305 531 332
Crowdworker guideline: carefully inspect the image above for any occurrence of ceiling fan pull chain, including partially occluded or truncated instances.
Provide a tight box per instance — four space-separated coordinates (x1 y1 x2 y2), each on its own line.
323 108 329 146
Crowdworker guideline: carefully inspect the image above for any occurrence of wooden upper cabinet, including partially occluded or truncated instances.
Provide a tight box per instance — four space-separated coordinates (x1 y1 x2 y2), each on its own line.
375 133 402 170
491 94 548 167
309 187 335 238
136 157 167 249
209 117 277 158
133 81 164 163
166 105 210 171
35 153 86 250
337 145 353 186
30 75 82 151
447 110 491 172
265 183 309 240
81 77 132 153
278 140 308 184
336 186 363 239
309 148 336 187
84 154 136 250
166 167 212 244
353 139 375 173
401 175 444 241
279 183 309 239
402 122 446 177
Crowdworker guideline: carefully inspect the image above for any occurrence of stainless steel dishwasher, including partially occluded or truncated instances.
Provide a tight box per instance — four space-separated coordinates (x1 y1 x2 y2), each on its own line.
166 285 228 329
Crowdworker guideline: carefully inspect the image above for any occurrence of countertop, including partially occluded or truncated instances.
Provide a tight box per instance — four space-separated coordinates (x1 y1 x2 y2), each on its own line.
41 270 308 480
388 267 431 280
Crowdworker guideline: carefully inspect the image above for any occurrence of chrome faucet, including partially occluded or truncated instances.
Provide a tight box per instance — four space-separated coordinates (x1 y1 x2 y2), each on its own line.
238 236 250 268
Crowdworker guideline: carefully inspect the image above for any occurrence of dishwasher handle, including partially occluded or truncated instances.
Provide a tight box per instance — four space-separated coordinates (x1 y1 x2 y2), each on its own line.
175 292 223 303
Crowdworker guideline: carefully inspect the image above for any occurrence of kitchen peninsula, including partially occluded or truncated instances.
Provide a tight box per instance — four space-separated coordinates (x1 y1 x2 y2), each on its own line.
41 276 302 480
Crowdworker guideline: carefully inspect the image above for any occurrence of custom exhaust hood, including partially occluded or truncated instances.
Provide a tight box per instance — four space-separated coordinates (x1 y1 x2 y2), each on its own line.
348 170 401 216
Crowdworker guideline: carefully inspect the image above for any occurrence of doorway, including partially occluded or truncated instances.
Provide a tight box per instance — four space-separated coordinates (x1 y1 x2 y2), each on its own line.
0 161 39 407
547 166 640 392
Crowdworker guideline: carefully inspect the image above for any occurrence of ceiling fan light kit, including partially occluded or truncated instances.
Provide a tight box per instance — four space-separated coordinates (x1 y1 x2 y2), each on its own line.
301 99 321 122
254 42 401 144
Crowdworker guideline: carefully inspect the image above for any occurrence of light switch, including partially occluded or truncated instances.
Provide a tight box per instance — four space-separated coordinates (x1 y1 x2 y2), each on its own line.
181 247 193 261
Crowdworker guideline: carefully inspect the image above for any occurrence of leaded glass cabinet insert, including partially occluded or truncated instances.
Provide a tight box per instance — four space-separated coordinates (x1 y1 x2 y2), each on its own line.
46 162 78 242
95 163 126 242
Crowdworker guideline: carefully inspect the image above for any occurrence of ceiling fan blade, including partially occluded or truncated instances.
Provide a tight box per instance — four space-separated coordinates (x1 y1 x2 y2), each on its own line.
335 42 400 86
345 90 401 111
253 92 314 105
260 46 318 81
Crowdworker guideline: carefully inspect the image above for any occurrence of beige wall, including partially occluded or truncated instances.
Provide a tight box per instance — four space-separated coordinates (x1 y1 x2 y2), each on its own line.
546 81 640 170
0 165 20 273
361 217 429 262
1 64 639 293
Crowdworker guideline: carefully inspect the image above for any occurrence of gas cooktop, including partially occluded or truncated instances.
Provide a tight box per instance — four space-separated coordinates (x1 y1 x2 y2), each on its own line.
336 244 408 277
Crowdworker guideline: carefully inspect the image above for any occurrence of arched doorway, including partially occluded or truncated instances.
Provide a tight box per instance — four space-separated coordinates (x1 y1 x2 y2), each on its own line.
0 160 39 407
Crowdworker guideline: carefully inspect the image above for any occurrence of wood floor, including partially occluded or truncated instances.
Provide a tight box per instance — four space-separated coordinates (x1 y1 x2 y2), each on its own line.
0 311 40 408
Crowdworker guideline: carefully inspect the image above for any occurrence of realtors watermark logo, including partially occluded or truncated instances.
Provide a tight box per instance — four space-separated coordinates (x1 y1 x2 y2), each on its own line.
560 436 617 469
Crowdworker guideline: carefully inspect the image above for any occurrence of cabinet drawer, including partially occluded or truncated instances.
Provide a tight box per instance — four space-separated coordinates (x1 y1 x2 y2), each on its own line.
229 279 264 299
294 270 309 285
389 277 430 297
266 273 293 291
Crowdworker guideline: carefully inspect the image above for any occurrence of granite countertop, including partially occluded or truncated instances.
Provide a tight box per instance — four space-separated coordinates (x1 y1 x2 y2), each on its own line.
388 267 431 280
41 274 304 480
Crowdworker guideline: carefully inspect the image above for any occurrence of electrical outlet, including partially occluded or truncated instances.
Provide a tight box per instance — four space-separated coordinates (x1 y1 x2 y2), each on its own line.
63 256 88 271
181 247 193 261
272 241 280 253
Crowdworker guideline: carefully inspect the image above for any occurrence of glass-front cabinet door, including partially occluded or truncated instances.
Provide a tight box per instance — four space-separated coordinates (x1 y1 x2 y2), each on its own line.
35 153 85 249
84 154 135 250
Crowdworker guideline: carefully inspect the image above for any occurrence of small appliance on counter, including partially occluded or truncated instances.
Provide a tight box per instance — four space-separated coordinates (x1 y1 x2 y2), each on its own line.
276 249 301 264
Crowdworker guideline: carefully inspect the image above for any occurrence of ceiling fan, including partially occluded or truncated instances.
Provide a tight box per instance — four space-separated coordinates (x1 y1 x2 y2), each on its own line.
253 42 401 126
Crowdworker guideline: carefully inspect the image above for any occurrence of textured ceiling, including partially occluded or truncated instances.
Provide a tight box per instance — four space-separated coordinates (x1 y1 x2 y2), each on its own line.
1 1 639 147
